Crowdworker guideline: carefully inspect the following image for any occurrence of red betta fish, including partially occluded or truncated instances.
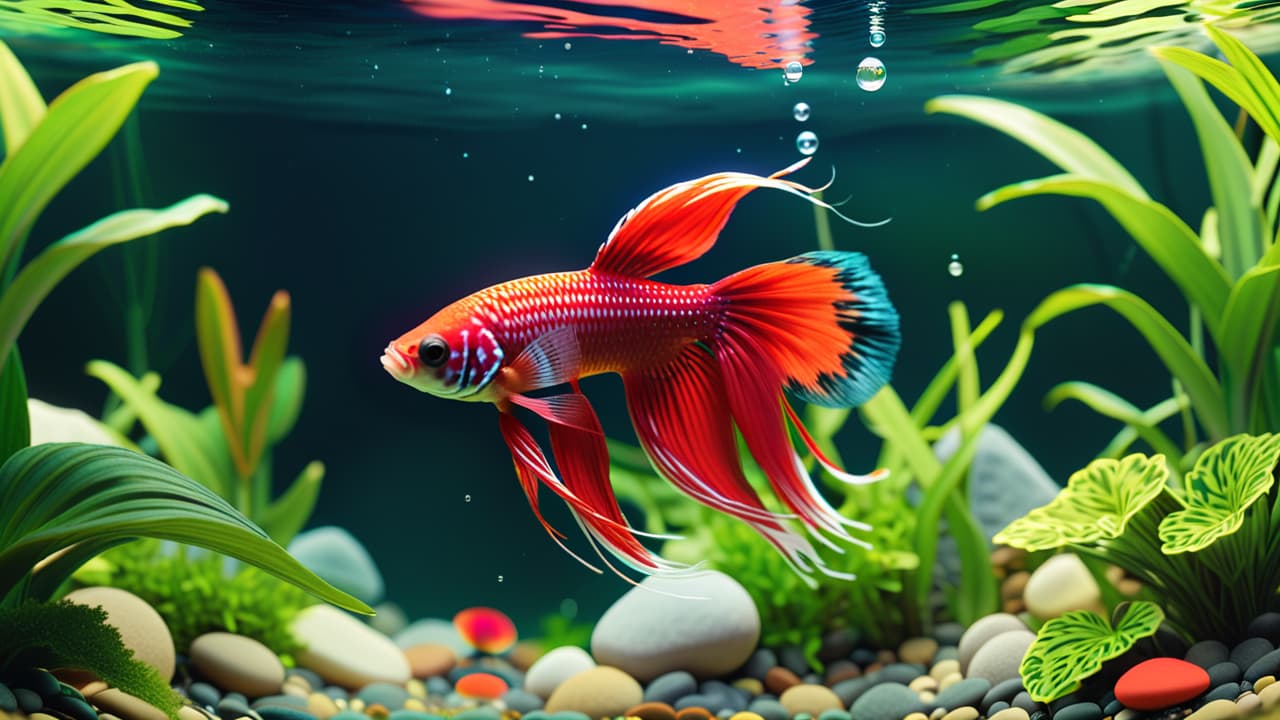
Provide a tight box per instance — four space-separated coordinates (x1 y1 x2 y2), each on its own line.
381 158 900 587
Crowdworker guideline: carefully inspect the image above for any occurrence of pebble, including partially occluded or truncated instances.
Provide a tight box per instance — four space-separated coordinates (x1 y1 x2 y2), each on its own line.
934 678 991 711
733 678 762 696
178 705 210 720
877 664 925 685
778 685 841 715
453 708 500 720
1115 657 1211 711
1188 698 1241 720
675 707 714 720
545 666 642 717
1229 638 1273 671
764 668 801 696
1236 692 1261 714
819 630 860 663
1052 702 1101 720
966 631 1036 685
213 696 253 720
627 702 678 720
252 696 308 711
830 677 873 707
957 615 1026 673
0 685 13 713
778 647 809 676
1203 683 1242 702
980 678 1024 712
1259 682 1280 708
930 660 961 683
1186 641 1231 669
15 689 42 714
746 699 788 720
938 672 963 692
899 638 939 666
455 673 508 701
1256 675 1276 692
1244 649 1280 682
402 644 456 679
941 707 978 720
1249 614 1280 645
256 708 316 720
645 672 698 706
908 677 938 693
990 708 1029 720
1022 554 1102 619
502 688 543 714
354 684 407 710
823 661 860 686
591 571 760 681
287 526 385 606
46 694 96 720
743 651 776 683
292 605 410 689
306 693 339 720
849 683 926 720
1206 662 1242 687
190 633 285 698
64 587 176 681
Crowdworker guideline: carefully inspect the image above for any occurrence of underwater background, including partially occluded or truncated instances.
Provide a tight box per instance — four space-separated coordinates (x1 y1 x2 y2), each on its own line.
5 0 1279 637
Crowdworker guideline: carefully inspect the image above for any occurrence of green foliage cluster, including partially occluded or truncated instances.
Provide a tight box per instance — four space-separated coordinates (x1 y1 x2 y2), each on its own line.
91 266 322 547
77 540 313 659
1020 601 1165 703
0 0 205 40
0 600 182 718
996 434 1280 642
929 27 1280 471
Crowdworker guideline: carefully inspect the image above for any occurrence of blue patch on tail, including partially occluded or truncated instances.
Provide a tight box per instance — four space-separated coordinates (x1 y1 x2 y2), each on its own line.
785 250 900 408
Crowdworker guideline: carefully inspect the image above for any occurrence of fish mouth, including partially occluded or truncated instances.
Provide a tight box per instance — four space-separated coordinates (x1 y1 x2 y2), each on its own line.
380 344 411 379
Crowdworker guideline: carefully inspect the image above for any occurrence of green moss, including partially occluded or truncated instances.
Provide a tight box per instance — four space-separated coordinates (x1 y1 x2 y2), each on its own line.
85 539 315 660
0 600 182 719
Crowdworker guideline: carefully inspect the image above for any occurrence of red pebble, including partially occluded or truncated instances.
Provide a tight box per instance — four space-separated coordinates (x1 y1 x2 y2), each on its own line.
455 671 509 700
1115 657 1210 711
453 607 518 654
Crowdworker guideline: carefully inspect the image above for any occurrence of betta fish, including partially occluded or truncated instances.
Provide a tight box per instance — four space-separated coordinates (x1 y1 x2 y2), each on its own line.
381 158 900 587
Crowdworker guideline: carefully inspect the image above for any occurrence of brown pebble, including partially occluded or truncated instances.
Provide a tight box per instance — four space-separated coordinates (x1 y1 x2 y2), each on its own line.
942 707 979 720
732 678 763 696
364 704 389 719
990 546 1026 570
92 689 167 720
899 638 939 666
1001 572 1030 601
403 643 457 679
779 685 842 716
863 662 883 675
764 666 802 695
626 702 677 720
824 660 861 686
1002 599 1026 614
1104 565 1125 585
875 649 896 665
676 707 714 720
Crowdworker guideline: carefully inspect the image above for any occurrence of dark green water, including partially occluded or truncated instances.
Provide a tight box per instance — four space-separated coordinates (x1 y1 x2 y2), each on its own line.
4 0 1278 633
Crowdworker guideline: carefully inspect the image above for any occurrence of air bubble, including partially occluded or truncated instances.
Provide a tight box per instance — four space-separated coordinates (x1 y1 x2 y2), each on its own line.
564 41 572 50
464 494 472 502
856 57 886 92
948 254 964 277
528 175 535 182
870 30 885 47
784 61 803 83
497 575 504 583
793 102 811 122
796 130 819 156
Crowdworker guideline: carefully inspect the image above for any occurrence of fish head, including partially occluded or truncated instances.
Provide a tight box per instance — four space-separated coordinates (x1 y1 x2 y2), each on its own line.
381 299 505 402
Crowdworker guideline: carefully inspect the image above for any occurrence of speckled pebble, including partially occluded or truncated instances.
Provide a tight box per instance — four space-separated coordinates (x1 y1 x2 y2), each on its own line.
849 683 926 720
989 707 1029 720
778 685 842 716
941 706 978 720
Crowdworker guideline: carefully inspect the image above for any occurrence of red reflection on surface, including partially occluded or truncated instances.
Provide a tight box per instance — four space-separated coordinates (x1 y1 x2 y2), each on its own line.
403 0 815 69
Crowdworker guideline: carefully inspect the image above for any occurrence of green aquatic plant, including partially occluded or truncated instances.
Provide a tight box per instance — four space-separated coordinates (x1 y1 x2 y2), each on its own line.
75 539 313 658
995 434 1280 642
0 40 227 465
1020 601 1165 703
928 27 1280 466
0 0 205 40
91 267 321 545
0 599 182 717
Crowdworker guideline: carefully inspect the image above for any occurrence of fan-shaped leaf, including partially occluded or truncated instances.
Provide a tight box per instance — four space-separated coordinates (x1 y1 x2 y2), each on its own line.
995 453 1168 551
1159 433 1280 553
1021 601 1165 702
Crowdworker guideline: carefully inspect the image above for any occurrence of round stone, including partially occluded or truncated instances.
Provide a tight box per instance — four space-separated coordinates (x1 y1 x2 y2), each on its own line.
899 638 939 666
967 631 1036 685
526 646 597 700
764 667 800 696
778 685 842 715
644 672 697 705
981 678 1024 712
942 708 979 720
1022 554 1102 620
1115 657 1211 711
746 698 787 720
1230 638 1274 671
1052 703 1101 720
306 693 339 720
503 689 543 714
64 587 175 681
292 605 410 689
355 684 408 710
1187 698 1241 720
545 667 643 717
958 615 1027 673
1207 662 1242 687
1249 614 1280 645
935 678 991 711
849 683 926 720
190 632 285 698
403 643 456 679
590 571 759 681
1244 649 1280 682
990 708 1030 720
1187 641 1231 669
626 702 677 720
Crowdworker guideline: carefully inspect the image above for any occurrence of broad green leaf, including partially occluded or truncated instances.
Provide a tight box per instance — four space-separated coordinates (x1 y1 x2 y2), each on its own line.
0 347 28 465
1045 382 1184 463
1220 265 1280 427
0 442 371 614
995 453 1169 551
258 460 323 546
0 41 46 154
240 291 290 474
1024 284 1229 439
0 1 204 40
1021 601 1165 702
1150 44 1280 143
1159 61 1263 280
925 95 1148 199
0 194 229 374
267 357 306 444
1205 26 1280 145
0 60 157 281
86 360 229 498
983 180 1230 343
1159 433 1280 553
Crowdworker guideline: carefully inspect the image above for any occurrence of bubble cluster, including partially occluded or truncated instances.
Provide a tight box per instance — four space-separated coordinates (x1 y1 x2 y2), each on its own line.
868 0 886 47
948 253 964 277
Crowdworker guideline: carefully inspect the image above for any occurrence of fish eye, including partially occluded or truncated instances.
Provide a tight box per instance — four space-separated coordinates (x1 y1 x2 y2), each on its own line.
418 335 449 368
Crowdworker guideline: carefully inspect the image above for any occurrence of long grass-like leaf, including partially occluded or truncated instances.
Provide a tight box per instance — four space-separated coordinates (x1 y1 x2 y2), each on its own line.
1150 43 1280 143
267 357 306 444
1027 284 1229 438
1205 25 1280 144
0 60 157 283
1221 264 1280 432
1098 397 1188 458
0 443 371 614
0 41 46 155
0 195 228 376
0 348 27 465
1045 381 1185 463
981 176 1231 342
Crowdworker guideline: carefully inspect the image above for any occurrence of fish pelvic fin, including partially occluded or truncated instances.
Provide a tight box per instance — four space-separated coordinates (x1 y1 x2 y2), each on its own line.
622 344 859 587
589 158 885 279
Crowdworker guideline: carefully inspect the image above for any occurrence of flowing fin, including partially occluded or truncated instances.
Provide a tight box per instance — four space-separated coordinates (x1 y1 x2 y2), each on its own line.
622 345 856 586
591 158 886 279
783 401 889 486
509 392 602 434
503 326 580 393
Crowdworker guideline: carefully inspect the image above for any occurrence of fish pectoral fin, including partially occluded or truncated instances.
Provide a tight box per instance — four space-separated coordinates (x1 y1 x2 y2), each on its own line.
508 391 601 434
503 325 581 393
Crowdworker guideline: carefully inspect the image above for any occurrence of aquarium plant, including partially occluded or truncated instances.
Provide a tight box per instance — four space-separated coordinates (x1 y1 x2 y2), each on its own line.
927 27 1280 469
0 0 206 40
1019 600 1166 702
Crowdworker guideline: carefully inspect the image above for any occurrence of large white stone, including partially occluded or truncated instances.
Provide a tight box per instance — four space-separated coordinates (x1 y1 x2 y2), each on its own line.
28 399 127 446
293 604 410 689
958 613 1028 673
590 570 760 682
525 645 597 699
1023 552 1104 619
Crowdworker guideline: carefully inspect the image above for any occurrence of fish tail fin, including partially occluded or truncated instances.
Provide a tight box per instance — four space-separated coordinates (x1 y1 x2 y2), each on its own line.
706 250 900 544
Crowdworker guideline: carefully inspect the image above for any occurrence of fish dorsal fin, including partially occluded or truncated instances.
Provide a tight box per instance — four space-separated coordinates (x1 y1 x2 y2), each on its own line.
503 326 580 393
590 158 831 278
